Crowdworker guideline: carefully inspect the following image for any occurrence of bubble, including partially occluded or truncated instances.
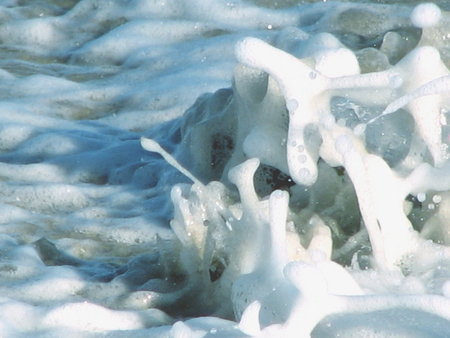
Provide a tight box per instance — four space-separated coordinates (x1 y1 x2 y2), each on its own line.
297 145 305 152
337 118 346 127
298 168 310 180
309 71 317 79
417 193 426 202
428 203 435 210
433 195 442 203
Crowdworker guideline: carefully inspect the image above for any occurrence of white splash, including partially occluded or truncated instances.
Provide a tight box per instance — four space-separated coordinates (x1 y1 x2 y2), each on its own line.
4 1 450 337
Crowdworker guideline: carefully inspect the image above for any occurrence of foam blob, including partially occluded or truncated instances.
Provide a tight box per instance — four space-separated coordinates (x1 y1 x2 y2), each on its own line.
235 37 400 187
235 37 328 186
228 158 261 214
316 261 363 296
231 188 299 326
284 261 328 298
411 3 441 28
281 261 336 337
238 301 261 336
10 266 85 302
170 321 193 338
0 299 41 333
334 136 389 270
388 46 449 167
43 302 171 331
267 190 290 267
305 215 332 262
315 47 360 78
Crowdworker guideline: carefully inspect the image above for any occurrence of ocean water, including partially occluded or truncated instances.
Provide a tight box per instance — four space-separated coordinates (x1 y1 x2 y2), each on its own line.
2 0 450 337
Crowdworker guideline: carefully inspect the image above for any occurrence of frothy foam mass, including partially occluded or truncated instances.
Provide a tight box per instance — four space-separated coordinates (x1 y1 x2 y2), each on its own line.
3 0 450 337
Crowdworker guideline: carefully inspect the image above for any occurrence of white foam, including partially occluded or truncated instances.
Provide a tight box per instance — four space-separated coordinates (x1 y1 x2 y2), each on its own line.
411 3 441 28
2 0 450 337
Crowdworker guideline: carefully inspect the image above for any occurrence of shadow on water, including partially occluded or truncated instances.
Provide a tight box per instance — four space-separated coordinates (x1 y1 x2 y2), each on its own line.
0 115 194 224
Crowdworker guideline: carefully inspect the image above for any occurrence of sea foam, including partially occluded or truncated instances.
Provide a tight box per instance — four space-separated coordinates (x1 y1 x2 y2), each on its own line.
2 1 450 337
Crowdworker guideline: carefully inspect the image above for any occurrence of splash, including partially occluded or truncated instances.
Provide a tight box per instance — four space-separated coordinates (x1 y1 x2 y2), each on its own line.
139 2 450 337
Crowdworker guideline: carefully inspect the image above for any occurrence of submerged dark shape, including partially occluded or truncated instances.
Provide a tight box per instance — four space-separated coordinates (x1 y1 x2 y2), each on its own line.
33 238 126 282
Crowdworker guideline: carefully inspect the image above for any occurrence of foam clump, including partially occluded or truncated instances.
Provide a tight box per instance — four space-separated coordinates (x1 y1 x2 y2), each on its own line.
42 302 169 331
410 3 441 28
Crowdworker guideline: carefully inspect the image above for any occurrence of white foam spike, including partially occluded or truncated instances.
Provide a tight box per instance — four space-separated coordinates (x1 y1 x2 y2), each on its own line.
141 137 202 186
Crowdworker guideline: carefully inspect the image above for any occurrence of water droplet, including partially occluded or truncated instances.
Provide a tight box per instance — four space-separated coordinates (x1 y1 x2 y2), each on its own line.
433 194 442 203
417 193 426 202
337 118 346 127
